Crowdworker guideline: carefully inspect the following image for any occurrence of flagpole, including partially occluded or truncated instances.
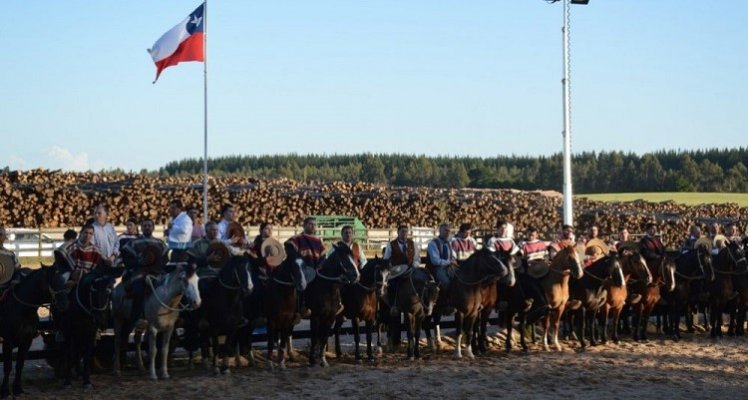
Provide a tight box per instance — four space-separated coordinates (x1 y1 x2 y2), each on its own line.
202 0 209 223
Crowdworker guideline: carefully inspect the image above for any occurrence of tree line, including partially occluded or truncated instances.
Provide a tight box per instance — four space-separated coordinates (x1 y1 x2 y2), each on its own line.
159 148 748 193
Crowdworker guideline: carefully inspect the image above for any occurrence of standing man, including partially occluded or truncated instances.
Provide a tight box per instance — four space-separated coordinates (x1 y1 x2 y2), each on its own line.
451 223 478 262
217 204 236 241
92 204 118 261
329 225 367 269
166 200 193 262
428 223 457 291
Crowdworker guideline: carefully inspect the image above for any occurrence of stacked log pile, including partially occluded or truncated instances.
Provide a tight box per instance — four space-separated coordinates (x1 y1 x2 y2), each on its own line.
1 170 746 249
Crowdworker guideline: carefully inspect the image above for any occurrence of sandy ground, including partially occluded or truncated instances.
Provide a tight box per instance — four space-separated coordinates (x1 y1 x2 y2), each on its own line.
12 326 748 400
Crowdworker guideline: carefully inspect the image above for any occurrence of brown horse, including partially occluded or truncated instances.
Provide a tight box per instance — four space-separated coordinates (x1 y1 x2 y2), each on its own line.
540 245 584 351
333 258 390 362
599 251 651 344
631 249 678 342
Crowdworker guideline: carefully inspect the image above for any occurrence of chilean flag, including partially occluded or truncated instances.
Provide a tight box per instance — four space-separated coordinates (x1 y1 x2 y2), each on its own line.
148 3 205 83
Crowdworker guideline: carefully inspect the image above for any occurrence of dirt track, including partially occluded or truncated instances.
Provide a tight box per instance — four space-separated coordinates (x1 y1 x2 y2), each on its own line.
18 330 748 400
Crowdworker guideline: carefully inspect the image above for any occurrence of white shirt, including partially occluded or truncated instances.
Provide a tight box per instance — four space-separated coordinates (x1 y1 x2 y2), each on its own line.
168 212 193 249
93 222 118 258
217 219 231 241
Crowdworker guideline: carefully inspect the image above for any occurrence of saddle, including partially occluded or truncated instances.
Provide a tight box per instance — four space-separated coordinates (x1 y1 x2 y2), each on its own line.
525 260 550 279
0 252 16 287
387 264 411 281
302 265 317 284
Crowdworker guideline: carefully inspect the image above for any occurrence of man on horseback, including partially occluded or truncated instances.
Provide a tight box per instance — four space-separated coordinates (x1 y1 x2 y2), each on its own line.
640 222 666 264
287 217 327 319
67 224 109 288
487 220 520 255
451 223 478 261
681 224 702 254
121 219 169 321
427 223 457 291
0 226 22 291
329 225 367 269
383 225 421 316
217 203 236 241
549 224 575 258
187 221 223 271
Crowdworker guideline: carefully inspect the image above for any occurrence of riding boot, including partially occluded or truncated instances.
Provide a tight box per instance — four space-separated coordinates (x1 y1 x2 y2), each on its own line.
388 279 400 317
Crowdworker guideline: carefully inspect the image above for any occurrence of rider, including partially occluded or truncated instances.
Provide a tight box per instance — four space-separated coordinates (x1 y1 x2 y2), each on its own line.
520 227 550 265
725 222 742 244
612 227 630 253
427 223 458 291
0 225 22 290
518 227 551 321
286 217 327 320
681 224 702 254
67 224 109 288
383 225 421 317
549 224 575 259
217 203 237 242
121 219 169 321
640 222 666 264
115 218 139 259
329 225 367 269
486 220 521 256
450 223 478 262
187 221 222 271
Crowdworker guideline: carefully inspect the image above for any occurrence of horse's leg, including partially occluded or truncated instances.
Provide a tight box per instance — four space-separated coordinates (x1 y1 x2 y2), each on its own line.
464 314 476 360
738 302 747 336
309 317 318 366
587 309 597 346
575 308 586 350
148 328 159 380
320 318 331 368
631 305 641 341
710 301 719 338
423 315 435 354
267 321 276 370
161 327 174 379
134 327 146 372
403 314 413 360
542 313 551 351
11 337 31 397
453 312 463 359
518 313 529 352
414 315 423 360
611 307 622 344
82 331 95 389
210 334 221 374
553 307 564 351
505 309 514 353
365 319 374 362
353 317 362 362
113 319 123 376
1 340 12 399
333 315 343 358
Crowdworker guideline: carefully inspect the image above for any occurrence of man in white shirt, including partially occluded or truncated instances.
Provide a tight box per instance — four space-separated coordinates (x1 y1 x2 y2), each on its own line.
167 199 193 262
217 203 236 241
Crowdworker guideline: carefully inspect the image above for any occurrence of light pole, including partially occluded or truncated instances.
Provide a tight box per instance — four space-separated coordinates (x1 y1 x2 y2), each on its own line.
549 0 588 227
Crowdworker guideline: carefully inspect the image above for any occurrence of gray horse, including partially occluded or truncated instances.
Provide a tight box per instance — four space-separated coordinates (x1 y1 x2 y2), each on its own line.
112 263 201 380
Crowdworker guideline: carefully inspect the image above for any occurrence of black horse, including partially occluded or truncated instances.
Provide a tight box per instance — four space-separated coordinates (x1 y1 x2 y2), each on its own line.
708 242 746 338
728 242 748 336
55 265 121 390
239 242 307 370
0 255 69 398
395 267 439 360
661 253 705 341
194 255 253 374
306 244 359 367
333 258 390 363
569 256 625 349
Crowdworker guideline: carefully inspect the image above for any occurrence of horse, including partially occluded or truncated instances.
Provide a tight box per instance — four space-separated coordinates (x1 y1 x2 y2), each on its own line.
708 241 746 338
112 263 201 380
56 265 121 390
569 255 625 349
728 242 748 336
395 267 439 360
539 244 584 351
306 244 360 367
630 250 678 342
661 252 705 341
599 251 651 344
0 257 69 399
192 255 253 374
333 258 390 363
240 243 307 370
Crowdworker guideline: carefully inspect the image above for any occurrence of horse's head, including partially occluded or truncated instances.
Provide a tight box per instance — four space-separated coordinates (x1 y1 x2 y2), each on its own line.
661 258 676 292
695 245 714 282
551 245 584 279
608 257 626 288
423 280 440 317
85 268 119 329
375 259 391 298
721 240 747 273
483 246 516 287
227 255 253 296
621 252 653 287
176 263 201 309
325 243 360 285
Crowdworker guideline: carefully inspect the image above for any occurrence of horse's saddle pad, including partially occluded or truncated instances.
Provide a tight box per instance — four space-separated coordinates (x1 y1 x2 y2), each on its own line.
526 261 549 279
303 265 317 284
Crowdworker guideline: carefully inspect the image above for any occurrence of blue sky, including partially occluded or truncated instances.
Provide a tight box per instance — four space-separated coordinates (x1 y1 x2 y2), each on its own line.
2 1 746 172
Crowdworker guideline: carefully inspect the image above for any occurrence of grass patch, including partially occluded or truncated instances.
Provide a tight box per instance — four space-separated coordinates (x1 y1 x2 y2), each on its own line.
578 192 748 207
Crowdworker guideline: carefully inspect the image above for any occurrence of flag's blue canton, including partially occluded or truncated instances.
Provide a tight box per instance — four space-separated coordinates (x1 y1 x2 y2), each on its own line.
186 3 205 35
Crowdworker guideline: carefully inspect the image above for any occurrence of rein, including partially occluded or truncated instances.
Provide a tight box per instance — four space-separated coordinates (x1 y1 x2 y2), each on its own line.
75 278 111 317
145 274 194 314
218 265 244 290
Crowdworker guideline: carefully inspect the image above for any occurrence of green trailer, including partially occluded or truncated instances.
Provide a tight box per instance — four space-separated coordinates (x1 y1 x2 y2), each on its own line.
311 215 368 245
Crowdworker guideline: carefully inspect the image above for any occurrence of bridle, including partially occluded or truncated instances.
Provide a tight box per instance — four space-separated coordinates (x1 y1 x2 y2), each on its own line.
145 273 196 314
75 275 112 317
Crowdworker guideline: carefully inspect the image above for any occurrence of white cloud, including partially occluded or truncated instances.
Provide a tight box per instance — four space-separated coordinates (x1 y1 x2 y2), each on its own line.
7 155 26 170
42 145 90 171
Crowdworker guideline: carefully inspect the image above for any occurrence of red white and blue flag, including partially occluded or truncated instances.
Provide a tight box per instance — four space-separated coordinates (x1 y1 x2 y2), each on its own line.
148 3 205 82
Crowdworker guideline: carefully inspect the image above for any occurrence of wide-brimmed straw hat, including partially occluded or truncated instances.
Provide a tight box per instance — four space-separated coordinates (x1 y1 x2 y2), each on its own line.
261 237 286 267
713 234 729 249
694 237 713 250
585 238 610 257
0 252 16 285
207 242 231 268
